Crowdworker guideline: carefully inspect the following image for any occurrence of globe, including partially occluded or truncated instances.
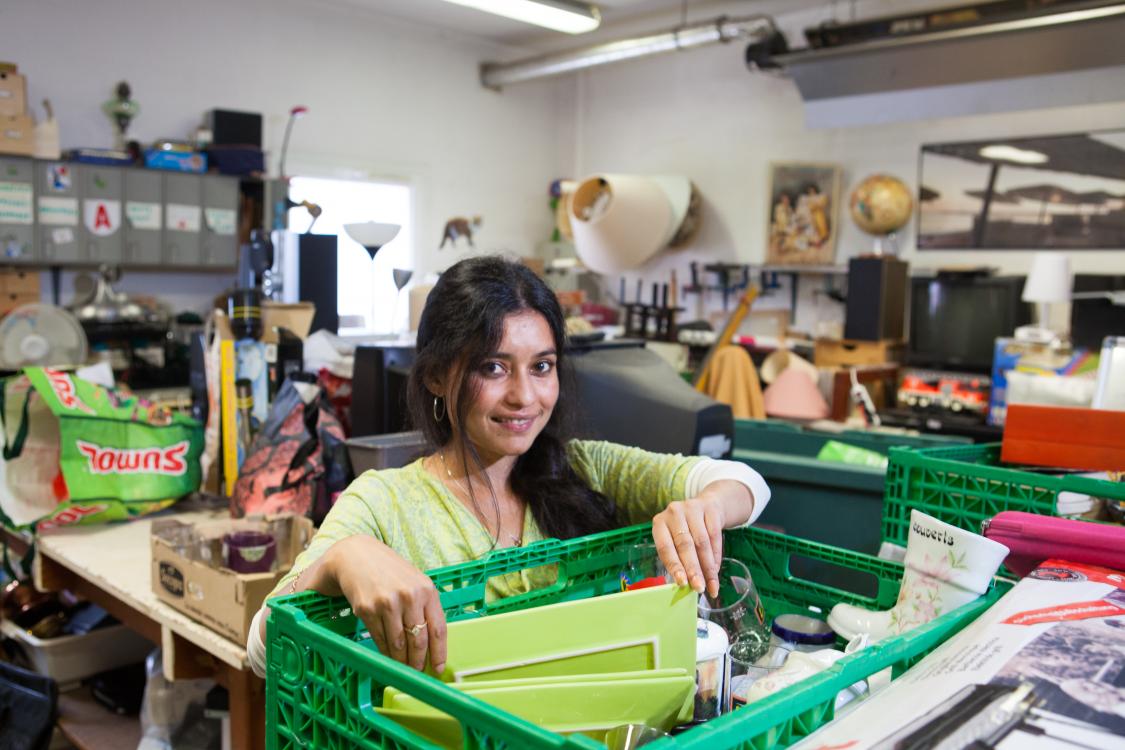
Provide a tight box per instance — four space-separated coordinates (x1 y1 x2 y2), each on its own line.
849 174 913 236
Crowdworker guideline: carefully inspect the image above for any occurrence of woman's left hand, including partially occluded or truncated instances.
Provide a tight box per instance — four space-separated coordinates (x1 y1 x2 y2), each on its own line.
652 480 754 598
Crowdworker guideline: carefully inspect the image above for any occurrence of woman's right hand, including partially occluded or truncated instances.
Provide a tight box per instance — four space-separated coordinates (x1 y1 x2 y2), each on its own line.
322 535 448 674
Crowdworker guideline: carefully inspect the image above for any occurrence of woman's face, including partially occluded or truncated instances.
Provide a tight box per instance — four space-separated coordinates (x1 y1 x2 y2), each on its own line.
458 310 559 466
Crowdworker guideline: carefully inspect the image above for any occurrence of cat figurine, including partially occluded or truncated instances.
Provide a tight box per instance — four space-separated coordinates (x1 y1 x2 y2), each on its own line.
440 216 482 248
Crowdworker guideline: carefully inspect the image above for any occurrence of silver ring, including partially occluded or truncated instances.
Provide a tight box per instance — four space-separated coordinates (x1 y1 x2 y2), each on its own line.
407 622 426 637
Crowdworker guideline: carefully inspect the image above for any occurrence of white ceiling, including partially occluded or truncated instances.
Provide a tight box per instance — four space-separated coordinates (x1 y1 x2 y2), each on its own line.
330 0 699 45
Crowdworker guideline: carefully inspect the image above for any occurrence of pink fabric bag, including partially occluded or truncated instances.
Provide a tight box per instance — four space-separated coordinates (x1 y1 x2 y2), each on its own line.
983 511 1125 577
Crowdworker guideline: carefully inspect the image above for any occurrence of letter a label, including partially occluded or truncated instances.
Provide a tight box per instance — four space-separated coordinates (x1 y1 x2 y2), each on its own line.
83 199 121 237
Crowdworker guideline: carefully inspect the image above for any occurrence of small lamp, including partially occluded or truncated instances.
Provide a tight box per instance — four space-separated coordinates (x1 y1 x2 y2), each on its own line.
1016 252 1071 344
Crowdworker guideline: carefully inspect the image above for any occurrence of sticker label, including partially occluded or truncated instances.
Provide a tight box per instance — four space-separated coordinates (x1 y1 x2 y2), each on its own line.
38 195 79 225
0 180 33 224
167 203 202 232
83 199 122 237
204 207 237 236
126 201 162 230
46 163 71 192
51 227 74 245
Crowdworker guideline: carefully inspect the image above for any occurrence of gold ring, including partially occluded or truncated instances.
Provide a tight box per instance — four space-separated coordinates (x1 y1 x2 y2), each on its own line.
407 622 426 637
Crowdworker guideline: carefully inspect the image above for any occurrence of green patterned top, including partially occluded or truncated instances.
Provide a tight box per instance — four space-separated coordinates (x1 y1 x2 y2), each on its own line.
270 440 701 600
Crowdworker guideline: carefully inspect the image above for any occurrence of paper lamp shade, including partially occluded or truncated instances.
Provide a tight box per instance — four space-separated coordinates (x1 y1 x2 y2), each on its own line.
759 349 818 385
1022 252 1072 303
763 368 830 420
568 174 692 274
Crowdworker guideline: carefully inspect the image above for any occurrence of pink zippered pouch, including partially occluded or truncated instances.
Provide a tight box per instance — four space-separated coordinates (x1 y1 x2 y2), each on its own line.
983 511 1125 577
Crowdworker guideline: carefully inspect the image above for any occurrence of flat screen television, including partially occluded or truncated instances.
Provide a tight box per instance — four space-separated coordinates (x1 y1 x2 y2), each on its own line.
907 274 1033 374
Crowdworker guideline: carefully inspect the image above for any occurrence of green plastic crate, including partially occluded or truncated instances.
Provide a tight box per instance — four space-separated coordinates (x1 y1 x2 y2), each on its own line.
882 443 1125 551
266 524 1004 750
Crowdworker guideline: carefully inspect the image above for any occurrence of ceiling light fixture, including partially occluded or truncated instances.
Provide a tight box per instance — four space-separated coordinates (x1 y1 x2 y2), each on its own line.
978 145 1049 165
440 0 600 34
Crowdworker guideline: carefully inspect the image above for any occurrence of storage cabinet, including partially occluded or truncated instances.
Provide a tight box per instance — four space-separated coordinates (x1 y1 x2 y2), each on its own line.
0 156 37 263
80 163 124 264
1 156 241 269
164 172 203 268
201 174 238 267
124 168 163 265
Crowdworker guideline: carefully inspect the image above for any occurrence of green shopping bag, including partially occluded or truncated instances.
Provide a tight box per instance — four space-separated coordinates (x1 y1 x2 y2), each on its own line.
0 367 203 530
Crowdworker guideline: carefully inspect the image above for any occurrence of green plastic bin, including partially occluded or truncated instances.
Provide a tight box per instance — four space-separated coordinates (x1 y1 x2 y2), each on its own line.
882 443 1125 554
733 420 967 594
266 523 1005 750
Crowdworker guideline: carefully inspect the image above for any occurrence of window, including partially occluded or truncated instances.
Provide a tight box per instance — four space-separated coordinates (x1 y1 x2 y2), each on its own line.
287 176 414 333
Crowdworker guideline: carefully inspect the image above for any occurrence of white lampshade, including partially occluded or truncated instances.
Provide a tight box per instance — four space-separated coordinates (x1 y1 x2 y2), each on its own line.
1021 252 1072 303
344 222 401 259
568 174 691 274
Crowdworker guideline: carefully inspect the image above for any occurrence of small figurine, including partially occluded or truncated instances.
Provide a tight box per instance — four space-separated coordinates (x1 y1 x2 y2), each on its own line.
102 81 140 150
439 216 481 249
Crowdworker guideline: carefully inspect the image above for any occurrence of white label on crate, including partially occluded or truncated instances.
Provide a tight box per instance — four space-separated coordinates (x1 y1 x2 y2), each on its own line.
0 181 33 224
83 199 121 237
52 227 74 245
204 207 237 236
126 201 162 230
167 203 201 232
38 196 78 225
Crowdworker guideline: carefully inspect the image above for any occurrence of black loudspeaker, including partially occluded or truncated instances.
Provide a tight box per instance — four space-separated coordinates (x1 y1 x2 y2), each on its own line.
207 109 263 147
297 234 339 334
845 256 908 341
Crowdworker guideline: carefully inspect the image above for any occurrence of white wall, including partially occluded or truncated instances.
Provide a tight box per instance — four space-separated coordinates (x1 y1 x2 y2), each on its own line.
1 0 569 313
551 0 1125 334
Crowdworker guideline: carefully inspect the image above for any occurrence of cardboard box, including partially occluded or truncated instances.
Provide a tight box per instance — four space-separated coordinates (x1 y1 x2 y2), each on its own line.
0 70 27 117
813 337 903 368
261 301 315 343
151 514 313 644
0 113 34 156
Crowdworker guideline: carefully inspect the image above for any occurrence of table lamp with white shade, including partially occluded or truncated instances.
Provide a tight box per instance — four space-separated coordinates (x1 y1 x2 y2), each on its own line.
1016 252 1072 344
344 221 402 332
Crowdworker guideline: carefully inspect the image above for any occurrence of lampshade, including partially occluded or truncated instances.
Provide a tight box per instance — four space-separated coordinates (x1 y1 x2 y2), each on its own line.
344 222 401 260
1021 252 1072 303
763 368 830 421
568 174 692 274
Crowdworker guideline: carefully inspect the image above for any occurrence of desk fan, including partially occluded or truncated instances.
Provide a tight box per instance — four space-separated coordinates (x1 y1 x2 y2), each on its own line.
0 304 89 370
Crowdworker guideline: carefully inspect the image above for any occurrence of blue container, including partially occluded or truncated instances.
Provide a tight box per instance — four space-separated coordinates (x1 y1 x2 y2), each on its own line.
143 149 207 173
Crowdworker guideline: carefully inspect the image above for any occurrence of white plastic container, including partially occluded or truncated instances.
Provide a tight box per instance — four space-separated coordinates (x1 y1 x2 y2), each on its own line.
0 618 153 685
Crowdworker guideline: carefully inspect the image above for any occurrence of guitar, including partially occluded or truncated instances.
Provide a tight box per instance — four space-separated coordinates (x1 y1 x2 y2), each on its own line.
692 286 760 391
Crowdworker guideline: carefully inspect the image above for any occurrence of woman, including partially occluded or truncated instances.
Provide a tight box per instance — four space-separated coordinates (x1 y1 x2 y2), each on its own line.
247 256 769 678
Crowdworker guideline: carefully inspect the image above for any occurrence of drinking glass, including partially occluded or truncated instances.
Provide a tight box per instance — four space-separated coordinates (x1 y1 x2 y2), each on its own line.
697 558 770 665
621 543 669 591
729 643 790 709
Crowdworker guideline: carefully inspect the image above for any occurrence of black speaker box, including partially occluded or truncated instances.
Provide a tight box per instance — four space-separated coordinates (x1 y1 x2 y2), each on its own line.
845 256 908 341
207 109 263 147
297 234 339 334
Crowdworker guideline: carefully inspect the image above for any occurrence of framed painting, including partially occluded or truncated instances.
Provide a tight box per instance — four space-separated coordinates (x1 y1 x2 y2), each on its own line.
918 129 1125 249
766 162 841 265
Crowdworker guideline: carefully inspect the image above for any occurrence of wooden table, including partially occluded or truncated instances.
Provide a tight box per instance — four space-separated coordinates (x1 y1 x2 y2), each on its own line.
4 510 264 750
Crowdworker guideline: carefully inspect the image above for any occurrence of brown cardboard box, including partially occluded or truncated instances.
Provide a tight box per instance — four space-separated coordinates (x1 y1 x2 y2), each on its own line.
0 268 39 315
0 71 27 117
813 338 904 368
150 514 314 644
0 114 34 156
261 301 315 344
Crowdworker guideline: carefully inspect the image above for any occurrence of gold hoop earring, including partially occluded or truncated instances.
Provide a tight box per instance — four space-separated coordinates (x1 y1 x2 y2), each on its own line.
433 396 446 422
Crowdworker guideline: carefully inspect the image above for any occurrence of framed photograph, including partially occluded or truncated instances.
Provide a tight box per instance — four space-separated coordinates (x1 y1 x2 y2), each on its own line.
918 129 1125 250
766 162 841 265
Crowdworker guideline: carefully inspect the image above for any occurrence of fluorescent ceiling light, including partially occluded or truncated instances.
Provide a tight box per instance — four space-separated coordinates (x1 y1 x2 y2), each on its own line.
440 0 600 34
978 144 1049 165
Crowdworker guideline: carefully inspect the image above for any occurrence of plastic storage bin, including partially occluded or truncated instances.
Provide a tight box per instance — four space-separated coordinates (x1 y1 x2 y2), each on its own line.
882 443 1125 552
346 431 428 474
266 523 1004 750
732 419 967 593
0 619 152 685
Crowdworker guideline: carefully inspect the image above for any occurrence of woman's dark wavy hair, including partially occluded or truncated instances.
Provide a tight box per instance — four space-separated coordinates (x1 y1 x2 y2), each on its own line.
406 255 617 542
